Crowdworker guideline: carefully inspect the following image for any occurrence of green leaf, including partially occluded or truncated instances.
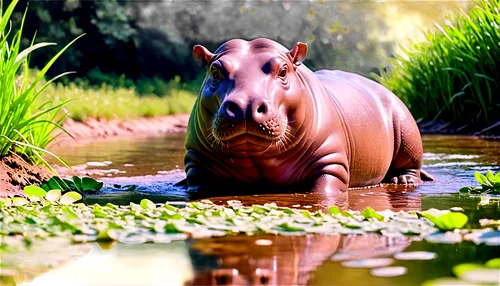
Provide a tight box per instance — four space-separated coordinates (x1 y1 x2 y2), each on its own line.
81 177 99 191
72 176 82 192
60 191 82 205
46 189 61 202
495 172 500 182
61 206 78 220
140 199 156 210
452 263 484 277
278 222 304 232
24 185 47 198
340 211 353 217
48 177 66 191
361 207 384 221
474 172 490 186
328 206 340 215
420 210 468 231
12 197 28 206
300 210 312 219
93 205 108 218
486 170 495 183
485 258 500 269
458 187 470 194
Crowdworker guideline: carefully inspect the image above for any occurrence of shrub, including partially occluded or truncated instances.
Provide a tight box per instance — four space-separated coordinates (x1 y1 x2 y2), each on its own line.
0 0 80 165
374 0 499 128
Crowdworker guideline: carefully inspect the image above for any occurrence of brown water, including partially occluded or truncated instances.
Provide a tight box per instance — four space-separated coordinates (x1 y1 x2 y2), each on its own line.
5 134 500 285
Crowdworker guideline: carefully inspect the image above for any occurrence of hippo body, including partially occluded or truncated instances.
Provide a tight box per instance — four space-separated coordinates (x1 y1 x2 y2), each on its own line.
184 38 431 196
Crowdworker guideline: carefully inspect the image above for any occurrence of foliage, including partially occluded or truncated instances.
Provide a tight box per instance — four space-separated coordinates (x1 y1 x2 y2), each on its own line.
36 176 104 195
8 0 463 89
37 82 196 122
459 170 500 195
0 0 79 165
375 0 500 127
422 258 500 285
417 209 468 231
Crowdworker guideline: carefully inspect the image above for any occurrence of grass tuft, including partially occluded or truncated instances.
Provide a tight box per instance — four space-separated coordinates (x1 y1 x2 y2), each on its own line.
0 0 79 164
374 0 500 128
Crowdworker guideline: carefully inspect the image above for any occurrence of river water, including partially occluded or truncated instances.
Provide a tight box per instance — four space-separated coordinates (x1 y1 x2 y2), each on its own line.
4 134 500 285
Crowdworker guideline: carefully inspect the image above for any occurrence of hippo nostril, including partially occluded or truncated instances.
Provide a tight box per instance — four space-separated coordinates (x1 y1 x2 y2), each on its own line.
257 103 267 114
225 101 240 118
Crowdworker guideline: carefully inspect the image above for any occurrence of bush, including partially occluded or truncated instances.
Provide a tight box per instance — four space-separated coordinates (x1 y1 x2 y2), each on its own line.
375 0 500 128
11 0 401 82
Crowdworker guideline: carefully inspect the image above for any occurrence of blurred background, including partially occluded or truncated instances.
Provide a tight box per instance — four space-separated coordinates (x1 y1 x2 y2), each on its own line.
7 0 498 144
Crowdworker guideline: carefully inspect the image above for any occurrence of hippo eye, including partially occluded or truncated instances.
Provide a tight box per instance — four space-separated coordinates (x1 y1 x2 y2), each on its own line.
211 66 224 86
278 66 287 78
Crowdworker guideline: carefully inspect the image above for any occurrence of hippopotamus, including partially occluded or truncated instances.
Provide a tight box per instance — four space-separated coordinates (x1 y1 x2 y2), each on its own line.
184 38 432 197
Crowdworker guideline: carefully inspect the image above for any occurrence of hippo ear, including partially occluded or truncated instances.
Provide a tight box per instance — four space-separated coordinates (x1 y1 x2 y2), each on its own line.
193 45 214 68
288 42 308 66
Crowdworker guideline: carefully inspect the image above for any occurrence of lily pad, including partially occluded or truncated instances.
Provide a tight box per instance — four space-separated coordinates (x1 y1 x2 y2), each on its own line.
418 209 468 231
46 189 62 202
421 278 479 286
341 258 394 268
460 268 500 284
361 207 384 221
452 263 484 278
59 191 83 205
370 266 407 277
394 251 437 261
485 258 500 269
140 199 156 210
23 186 46 200
12 197 28 206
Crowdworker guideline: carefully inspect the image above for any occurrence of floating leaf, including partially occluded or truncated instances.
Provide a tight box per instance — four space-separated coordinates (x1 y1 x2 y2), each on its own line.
59 191 82 205
23 186 46 200
419 209 468 231
485 258 500 269
140 199 156 210
394 251 437 260
460 268 500 284
46 189 61 202
361 207 384 221
12 197 28 206
370 266 407 277
421 278 476 286
452 263 484 277
328 206 340 215
341 258 394 268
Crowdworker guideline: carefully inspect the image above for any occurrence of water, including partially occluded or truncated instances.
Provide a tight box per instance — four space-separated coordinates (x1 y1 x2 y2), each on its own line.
4 134 500 285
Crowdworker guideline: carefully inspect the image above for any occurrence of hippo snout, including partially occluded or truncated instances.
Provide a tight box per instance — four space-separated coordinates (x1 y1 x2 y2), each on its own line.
220 97 276 125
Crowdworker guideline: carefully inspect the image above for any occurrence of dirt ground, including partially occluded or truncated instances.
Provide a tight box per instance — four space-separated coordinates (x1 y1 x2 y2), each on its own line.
0 154 52 198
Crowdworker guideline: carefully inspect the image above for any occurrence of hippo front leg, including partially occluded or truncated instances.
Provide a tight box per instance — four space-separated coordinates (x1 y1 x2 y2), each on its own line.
310 163 349 206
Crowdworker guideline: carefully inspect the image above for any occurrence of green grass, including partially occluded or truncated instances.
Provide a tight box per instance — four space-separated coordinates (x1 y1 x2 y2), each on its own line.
38 82 196 122
0 0 79 165
374 0 500 128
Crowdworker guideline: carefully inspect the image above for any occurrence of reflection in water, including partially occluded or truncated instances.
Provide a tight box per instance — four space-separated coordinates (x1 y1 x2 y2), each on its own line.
18 134 497 285
186 234 410 285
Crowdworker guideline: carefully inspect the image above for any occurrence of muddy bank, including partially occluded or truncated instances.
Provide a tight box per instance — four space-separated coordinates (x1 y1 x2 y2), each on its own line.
419 120 500 140
56 114 190 143
0 154 52 197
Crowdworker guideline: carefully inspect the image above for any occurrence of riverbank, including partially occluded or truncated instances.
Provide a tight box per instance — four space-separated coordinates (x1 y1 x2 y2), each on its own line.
418 120 500 141
0 154 52 197
55 114 190 143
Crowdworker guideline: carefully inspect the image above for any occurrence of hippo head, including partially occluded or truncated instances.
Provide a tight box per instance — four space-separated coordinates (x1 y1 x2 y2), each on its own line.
193 39 309 155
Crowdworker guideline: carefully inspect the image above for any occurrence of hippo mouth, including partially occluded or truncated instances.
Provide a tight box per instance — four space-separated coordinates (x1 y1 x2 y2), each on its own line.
208 116 292 153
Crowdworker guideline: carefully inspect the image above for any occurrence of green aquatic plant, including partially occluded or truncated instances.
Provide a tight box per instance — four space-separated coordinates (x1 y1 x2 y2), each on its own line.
459 170 500 195
36 176 104 195
0 0 80 165
374 0 500 128
417 209 469 231
422 258 500 285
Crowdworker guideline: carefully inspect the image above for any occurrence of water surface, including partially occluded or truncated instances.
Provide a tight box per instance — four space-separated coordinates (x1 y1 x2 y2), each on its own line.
6 134 499 285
